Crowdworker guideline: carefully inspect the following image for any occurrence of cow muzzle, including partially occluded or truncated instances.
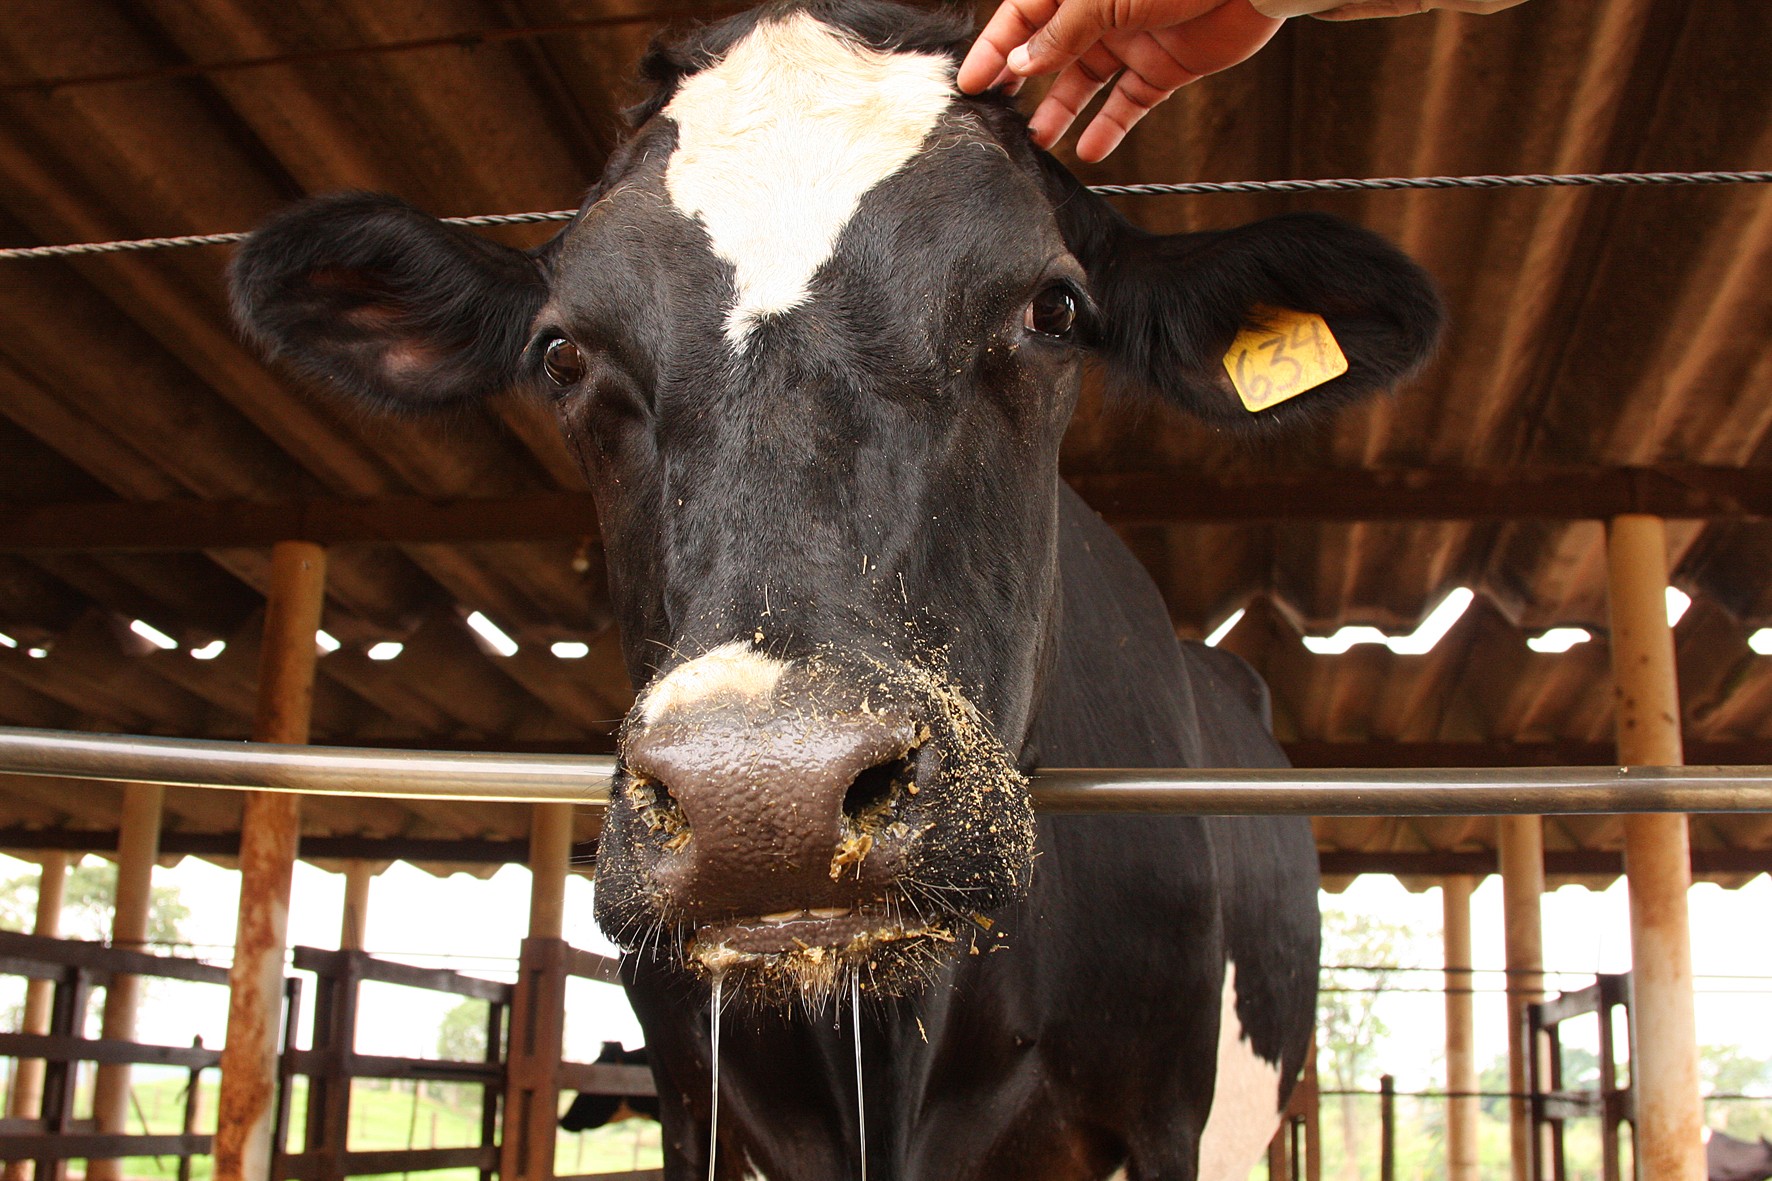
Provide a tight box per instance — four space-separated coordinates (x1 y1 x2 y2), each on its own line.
593 645 1034 1000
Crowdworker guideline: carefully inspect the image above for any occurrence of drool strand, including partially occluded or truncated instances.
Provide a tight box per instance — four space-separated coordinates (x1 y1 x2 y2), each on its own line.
709 971 724 1181
852 974 867 1181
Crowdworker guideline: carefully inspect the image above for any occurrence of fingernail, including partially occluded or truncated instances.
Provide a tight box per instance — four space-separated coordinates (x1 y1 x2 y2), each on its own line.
1007 44 1031 73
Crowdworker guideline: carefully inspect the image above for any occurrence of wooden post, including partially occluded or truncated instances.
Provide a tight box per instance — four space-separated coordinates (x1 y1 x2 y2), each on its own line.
215 540 326 1181
1498 815 1544 1181
4 852 70 1181
1606 514 1703 1181
500 938 568 1181
340 862 373 952
498 804 575 1181
527 803 573 941
89 783 167 1181
1442 875 1479 1181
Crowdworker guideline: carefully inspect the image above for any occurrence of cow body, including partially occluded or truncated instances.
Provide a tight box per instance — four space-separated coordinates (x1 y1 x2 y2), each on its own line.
628 485 1318 1180
231 3 1440 1177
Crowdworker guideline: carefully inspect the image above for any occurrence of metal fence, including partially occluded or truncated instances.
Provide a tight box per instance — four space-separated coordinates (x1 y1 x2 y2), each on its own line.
2 725 1771 816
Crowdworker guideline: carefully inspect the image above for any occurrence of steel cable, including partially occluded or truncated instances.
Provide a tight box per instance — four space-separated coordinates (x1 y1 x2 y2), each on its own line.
2 169 1768 261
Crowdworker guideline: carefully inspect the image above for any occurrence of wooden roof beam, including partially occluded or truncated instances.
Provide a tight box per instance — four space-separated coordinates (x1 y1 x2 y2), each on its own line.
1 466 1768 552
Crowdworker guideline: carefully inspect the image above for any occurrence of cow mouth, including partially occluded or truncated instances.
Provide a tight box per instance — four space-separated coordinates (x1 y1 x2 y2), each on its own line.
686 904 956 998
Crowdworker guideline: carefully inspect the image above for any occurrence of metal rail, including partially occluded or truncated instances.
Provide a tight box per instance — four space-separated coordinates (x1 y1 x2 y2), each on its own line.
1 726 1769 815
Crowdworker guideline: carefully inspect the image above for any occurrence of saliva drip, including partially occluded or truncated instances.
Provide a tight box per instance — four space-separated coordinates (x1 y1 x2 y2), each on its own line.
852 974 868 1181
708 972 724 1181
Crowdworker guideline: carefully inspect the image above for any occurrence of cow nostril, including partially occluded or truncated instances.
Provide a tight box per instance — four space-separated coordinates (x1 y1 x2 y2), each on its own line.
842 755 912 824
628 774 692 852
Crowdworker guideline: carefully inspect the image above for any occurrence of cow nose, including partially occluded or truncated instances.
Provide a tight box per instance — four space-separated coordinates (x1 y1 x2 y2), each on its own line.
620 706 919 918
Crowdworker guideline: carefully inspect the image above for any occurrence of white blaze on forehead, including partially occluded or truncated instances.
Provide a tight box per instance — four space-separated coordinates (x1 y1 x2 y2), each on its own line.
637 641 789 725
662 13 957 343
1195 961 1287 1181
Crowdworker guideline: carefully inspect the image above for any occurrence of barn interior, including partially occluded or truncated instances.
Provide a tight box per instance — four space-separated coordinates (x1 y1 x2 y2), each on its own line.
0 0 1768 1177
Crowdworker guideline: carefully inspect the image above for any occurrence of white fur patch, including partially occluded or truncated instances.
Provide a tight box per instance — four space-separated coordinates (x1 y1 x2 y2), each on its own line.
1195 961 1286 1181
637 641 789 725
662 13 956 343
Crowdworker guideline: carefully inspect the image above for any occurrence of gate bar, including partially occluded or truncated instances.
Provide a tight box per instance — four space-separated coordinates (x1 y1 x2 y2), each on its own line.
1 726 1770 815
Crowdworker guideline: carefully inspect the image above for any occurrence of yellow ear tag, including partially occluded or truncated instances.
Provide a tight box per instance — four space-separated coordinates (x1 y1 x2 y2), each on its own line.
1222 308 1348 413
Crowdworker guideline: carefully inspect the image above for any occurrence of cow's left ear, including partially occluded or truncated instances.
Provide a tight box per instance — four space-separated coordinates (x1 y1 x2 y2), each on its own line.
230 193 548 410
1048 167 1443 426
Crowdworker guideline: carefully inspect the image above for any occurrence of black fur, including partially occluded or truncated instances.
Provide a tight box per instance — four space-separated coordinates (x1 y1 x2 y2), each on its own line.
229 193 545 409
226 3 1446 1176
559 1043 661 1131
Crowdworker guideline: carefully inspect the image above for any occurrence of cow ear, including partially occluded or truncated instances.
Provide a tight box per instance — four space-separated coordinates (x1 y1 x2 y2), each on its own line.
230 193 548 410
1048 168 1443 427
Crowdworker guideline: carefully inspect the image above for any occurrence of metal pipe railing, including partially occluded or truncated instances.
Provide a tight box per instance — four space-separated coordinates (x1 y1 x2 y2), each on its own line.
2 726 1770 815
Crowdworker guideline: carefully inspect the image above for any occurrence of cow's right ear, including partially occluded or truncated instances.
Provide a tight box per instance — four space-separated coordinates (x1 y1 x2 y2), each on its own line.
230 193 548 410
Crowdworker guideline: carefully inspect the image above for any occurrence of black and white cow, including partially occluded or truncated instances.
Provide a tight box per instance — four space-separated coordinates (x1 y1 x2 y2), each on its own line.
231 3 1441 1176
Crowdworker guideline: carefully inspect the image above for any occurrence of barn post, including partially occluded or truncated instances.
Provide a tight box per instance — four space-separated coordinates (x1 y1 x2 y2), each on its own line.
527 802 573 941
1497 815 1544 1181
1605 513 1703 1181
340 861 373 951
214 540 327 1181
500 802 575 1181
1441 874 1479 1181
4 851 70 1181
89 783 167 1181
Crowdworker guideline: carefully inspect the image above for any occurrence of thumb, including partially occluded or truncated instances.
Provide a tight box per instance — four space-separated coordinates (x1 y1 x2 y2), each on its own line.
1009 0 1117 75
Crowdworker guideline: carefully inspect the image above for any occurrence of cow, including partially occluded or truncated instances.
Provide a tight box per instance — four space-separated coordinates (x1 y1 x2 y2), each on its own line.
229 2 1442 1176
1710 1131 1772 1181
561 1042 663 1131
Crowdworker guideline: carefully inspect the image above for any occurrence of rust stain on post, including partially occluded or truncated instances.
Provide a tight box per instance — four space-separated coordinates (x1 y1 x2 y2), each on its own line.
1441 875 1478 1181
4 852 69 1181
215 540 326 1181
1497 814 1544 1181
1606 514 1703 1181
528 802 573 940
90 782 166 1181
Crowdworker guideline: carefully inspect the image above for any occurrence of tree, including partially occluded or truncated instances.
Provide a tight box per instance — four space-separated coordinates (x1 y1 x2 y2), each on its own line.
1318 909 1422 1181
1701 1043 1772 1140
435 999 492 1107
438 998 489 1062
0 859 188 946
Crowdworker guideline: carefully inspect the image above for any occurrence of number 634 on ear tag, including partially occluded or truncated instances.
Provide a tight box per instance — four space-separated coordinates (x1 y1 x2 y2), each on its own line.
1222 308 1348 413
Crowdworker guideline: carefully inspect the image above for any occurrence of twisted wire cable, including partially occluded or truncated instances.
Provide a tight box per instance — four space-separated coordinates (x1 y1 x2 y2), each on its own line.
2 169 1768 261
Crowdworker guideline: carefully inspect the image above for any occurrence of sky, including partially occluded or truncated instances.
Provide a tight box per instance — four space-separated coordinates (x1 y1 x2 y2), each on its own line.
5 851 1771 1099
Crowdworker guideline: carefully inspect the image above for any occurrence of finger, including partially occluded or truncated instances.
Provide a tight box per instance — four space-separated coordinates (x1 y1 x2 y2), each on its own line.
984 64 1026 93
1075 71 1175 162
1011 0 1118 77
1026 44 1125 149
957 0 1059 91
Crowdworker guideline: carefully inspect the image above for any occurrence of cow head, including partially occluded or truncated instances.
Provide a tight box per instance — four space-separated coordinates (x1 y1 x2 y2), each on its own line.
231 0 1440 1003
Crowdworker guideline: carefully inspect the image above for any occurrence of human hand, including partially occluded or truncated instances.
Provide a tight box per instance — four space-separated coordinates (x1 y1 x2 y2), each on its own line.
956 0 1282 163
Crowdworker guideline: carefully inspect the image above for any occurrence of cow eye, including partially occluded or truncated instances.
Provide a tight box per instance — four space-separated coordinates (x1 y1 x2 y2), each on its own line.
543 337 586 386
1023 285 1078 339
